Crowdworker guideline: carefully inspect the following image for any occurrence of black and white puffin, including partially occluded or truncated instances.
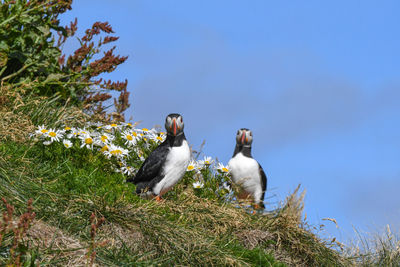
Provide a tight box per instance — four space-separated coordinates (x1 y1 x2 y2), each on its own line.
228 128 267 209
126 113 190 201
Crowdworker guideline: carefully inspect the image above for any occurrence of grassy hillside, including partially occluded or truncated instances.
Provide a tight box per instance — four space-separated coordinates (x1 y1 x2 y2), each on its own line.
0 86 352 267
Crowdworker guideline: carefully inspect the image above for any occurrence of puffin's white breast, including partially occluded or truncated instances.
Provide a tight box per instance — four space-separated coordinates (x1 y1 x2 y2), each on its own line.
153 140 190 196
228 152 261 194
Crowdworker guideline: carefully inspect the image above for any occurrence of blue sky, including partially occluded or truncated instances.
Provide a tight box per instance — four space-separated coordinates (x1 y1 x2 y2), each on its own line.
60 1 400 243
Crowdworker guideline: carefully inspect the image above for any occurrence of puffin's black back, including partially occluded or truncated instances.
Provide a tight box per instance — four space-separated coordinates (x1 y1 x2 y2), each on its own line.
126 129 187 194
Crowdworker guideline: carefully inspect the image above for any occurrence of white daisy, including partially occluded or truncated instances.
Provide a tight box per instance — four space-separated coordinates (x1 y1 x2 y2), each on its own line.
47 128 64 142
198 156 213 167
79 133 94 149
63 139 73 148
152 132 166 143
66 127 80 139
216 162 229 174
121 165 135 176
192 181 204 189
104 123 120 131
186 160 197 172
122 130 137 146
95 132 114 146
103 144 129 159
35 125 49 136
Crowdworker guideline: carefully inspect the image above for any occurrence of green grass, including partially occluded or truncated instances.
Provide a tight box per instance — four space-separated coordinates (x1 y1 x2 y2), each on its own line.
0 137 352 266
1 87 394 267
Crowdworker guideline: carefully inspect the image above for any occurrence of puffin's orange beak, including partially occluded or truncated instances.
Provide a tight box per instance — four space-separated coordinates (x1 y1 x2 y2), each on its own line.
241 131 246 144
173 118 177 136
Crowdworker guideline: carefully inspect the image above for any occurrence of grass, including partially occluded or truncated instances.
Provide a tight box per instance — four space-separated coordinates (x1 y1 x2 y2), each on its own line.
1 84 398 266
0 138 347 266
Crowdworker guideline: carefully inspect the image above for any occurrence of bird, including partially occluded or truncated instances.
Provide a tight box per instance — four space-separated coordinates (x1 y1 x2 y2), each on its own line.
126 113 190 201
228 128 267 209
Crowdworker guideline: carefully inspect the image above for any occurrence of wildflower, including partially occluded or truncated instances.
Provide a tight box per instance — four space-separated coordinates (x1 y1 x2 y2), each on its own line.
47 128 64 142
64 126 72 131
121 165 134 176
123 122 133 128
105 123 119 131
100 145 109 152
199 156 213 167
43 140 52 146
193 181 204 189
103 144 129 159
95 132 114 145
155 132 166 143
35 125 48 136
122 130 137 146
186 160 197 172
216 163 229 174
79 133 94 149
63 139 73 148
67 128 80 139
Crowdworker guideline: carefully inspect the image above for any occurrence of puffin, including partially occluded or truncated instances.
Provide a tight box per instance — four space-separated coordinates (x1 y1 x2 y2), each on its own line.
126 113 190 201
228 128 267 209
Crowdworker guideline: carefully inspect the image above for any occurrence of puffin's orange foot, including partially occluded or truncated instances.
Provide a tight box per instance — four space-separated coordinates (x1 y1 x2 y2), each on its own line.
254 204 261 210
155 195 163 202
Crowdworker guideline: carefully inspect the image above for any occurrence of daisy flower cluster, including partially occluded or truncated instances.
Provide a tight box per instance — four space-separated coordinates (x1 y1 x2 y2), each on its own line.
32 122 234 201
32 123 166 176
186 156 233 200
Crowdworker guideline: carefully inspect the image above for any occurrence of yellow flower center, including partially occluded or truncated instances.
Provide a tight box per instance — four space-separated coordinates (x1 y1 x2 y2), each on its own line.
143 138 147 141
41 129 48 134
142 128 149 132
222 167 229 172
111 124 117 127
187 165 195 171
126 135 133 141
49 132 57 137
101 135 108 142
101 145 108 152
156 136 163 141
64 143 70 148
111 149 122 155
64 127 71 131
132 132 138 137
205 161 210 165
127 123 132 127
85 138 93 144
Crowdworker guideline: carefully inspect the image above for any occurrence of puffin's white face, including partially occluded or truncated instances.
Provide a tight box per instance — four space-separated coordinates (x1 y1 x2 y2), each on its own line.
235 128 253 146
165 113 184 136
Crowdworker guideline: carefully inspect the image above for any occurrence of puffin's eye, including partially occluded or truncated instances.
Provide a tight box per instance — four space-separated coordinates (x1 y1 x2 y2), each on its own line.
249 132 252 136
179 116 183 123
237 130 240 135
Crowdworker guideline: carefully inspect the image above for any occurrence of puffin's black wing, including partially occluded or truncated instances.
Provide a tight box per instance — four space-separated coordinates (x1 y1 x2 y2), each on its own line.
258 163 267 208
127 143 170 184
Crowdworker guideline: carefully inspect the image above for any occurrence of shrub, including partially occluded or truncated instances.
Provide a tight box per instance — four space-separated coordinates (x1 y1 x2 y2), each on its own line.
0 0 129 122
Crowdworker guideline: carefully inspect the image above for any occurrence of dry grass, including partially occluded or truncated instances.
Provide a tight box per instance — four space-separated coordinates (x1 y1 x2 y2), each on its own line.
28 220 87 266
0 83 90 142
345 225 400 266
